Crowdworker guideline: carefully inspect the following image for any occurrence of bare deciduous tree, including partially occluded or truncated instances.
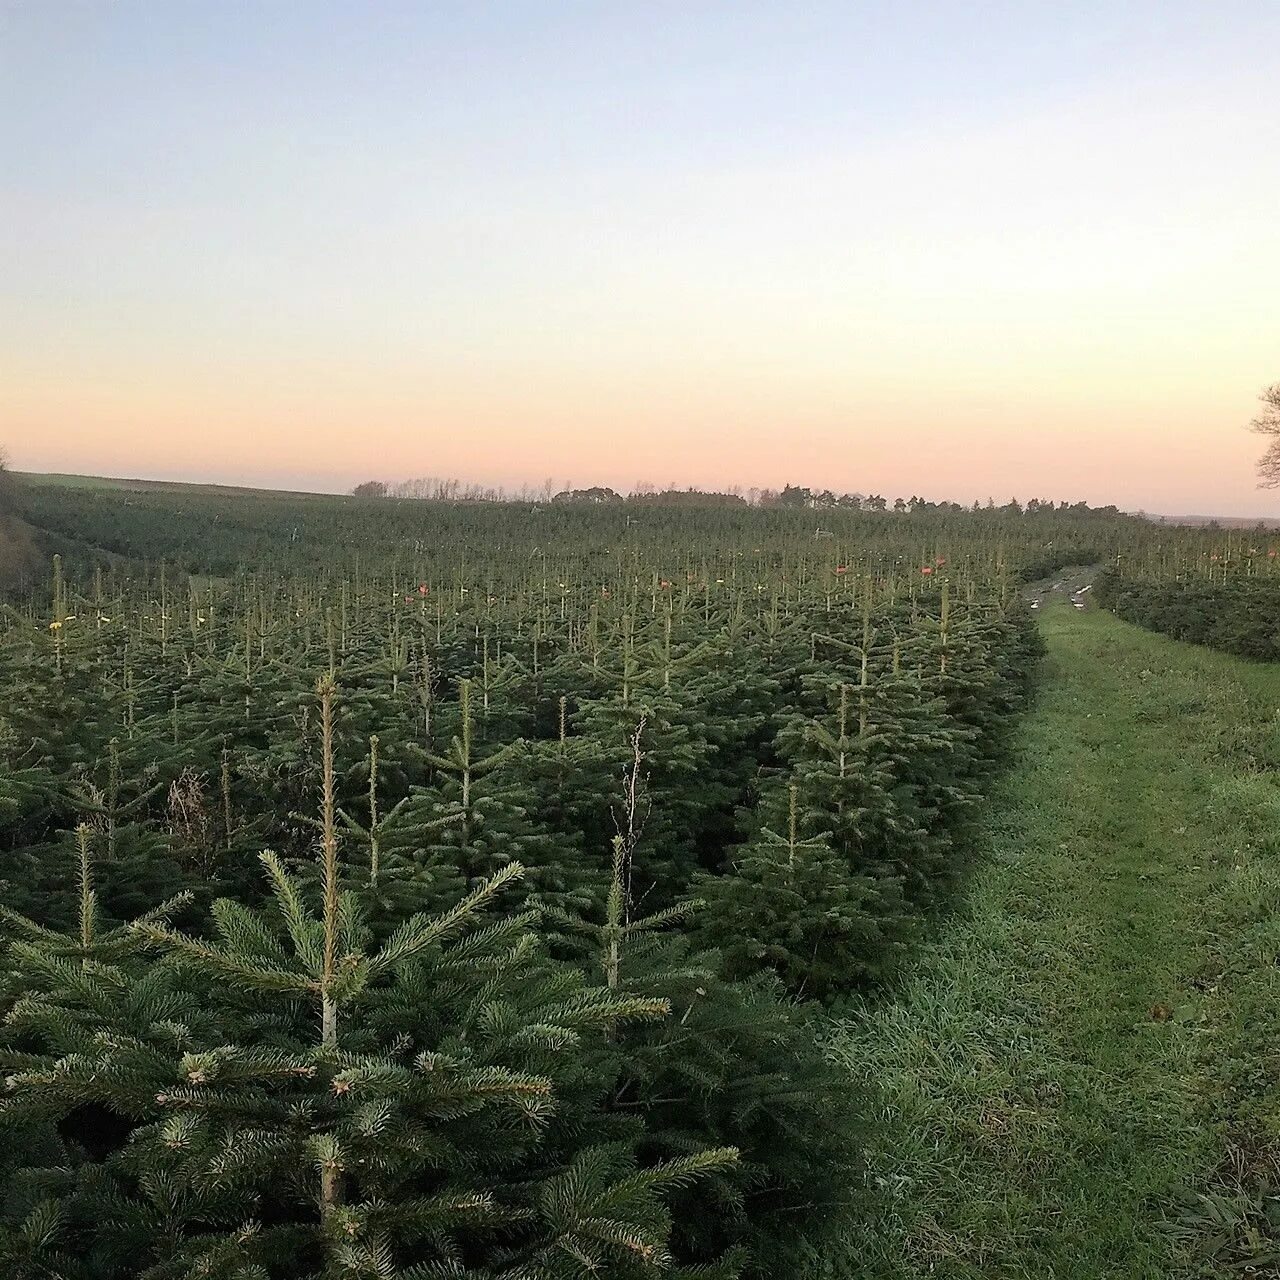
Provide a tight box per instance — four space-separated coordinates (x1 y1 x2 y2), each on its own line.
1252 383 1280 486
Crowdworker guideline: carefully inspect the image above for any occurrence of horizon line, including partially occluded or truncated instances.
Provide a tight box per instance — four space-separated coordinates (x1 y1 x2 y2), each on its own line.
17 466 1280 526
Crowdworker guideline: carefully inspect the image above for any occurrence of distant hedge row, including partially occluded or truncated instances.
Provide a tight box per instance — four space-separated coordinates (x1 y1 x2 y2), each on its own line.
1096 570 1280 661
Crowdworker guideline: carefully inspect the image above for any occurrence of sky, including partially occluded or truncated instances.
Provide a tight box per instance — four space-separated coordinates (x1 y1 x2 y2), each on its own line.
2 2 1278 514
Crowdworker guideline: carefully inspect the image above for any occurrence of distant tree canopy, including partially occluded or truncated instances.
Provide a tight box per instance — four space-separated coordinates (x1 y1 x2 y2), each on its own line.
551 486 623 504
772 484 811 509
351 470 1126 517
1251 383 1280 487
628 488 748 508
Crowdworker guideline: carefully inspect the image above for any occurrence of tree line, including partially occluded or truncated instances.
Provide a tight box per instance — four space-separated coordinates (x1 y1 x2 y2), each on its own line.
353 476 1125 518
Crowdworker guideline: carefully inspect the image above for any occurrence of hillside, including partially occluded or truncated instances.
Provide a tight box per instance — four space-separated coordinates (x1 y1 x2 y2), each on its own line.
15 471 338 500
0 467 41 591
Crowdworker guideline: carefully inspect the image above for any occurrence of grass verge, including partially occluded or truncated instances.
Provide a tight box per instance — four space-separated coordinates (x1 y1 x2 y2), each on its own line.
823 604 1280 1279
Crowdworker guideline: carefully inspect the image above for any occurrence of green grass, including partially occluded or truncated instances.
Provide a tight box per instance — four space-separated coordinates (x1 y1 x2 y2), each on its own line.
826 604 1280 1279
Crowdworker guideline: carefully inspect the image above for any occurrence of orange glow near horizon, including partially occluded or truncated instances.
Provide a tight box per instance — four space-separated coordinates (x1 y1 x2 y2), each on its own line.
3 4 1278 515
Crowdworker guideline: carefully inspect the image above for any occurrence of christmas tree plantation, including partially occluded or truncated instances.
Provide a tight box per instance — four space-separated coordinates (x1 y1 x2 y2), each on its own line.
0 480 1131 1276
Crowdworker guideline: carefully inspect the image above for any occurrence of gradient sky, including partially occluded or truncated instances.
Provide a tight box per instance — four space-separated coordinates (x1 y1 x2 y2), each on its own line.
3 2 1279 513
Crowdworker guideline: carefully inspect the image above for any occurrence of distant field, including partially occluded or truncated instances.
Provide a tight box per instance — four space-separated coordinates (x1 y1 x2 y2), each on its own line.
1157 513 1280 528
15 471 340 500
15 471 1280 526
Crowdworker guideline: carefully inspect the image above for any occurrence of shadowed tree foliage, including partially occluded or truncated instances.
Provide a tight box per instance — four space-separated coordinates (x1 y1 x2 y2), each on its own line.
0 450 42 593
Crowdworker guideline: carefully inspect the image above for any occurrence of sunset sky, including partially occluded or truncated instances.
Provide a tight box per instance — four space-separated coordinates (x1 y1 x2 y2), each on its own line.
3 2 1278 514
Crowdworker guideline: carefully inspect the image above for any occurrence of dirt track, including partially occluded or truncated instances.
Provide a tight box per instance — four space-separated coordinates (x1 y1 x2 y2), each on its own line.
1022 563 1102 613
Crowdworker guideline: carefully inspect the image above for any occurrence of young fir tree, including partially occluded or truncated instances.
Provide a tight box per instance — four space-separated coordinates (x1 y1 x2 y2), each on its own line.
0 679 738 1278
693 783 889 999
0 823 201 1279
385 677 600 924
333 730 470 928
548 767 871 1276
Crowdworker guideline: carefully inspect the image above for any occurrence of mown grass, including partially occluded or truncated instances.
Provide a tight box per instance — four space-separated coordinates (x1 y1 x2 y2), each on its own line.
824 604 1280 1279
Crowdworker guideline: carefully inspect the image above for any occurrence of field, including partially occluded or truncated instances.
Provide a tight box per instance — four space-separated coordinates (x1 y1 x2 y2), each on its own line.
1 476 1279 1277
15 472 350 501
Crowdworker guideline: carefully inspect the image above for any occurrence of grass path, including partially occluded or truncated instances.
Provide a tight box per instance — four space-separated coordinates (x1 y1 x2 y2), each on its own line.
829 605 1280 1279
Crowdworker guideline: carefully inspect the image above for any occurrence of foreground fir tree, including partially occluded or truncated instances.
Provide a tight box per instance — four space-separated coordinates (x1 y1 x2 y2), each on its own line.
0 681 738 1278
548 789 870 1275
0 824 201 1279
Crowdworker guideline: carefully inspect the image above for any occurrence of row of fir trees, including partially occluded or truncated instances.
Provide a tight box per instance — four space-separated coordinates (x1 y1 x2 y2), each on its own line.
0 497 1045 1277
